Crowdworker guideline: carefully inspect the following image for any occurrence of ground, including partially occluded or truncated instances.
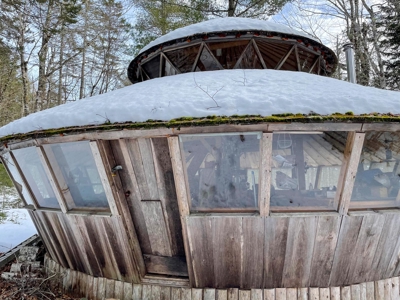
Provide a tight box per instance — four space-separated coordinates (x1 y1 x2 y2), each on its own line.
0 188 80 300
0 260 80 300
0 187 37 254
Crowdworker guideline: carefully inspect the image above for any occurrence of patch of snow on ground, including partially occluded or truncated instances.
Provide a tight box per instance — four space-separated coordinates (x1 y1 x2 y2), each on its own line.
0 69 399 138
0 189 37 254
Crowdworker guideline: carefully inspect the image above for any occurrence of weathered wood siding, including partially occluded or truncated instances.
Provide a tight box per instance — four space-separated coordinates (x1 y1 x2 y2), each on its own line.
186 211 400 289
33 211 141 283
32 209 400 289
109 138 185 258
45 254 400 300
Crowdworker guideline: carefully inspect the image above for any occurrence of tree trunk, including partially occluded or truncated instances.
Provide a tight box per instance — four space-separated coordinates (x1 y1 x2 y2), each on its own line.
228 0 235 16
17 8 30 117
79 0 90 99
360 0 386 88
36 2 54 112
57 30 65 105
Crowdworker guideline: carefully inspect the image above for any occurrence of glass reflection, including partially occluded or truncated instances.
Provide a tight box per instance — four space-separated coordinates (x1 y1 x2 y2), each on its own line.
196 47 220 71
44 141 109 210
180 133 261 211
270 133 346 210
12 147 60 209
1 152 34 206
351 131 400 208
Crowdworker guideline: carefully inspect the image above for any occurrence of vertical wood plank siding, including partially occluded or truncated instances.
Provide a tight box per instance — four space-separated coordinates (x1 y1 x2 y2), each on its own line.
33 208 400 291
185 211 400 289
45 244 400 300
34 211 141 283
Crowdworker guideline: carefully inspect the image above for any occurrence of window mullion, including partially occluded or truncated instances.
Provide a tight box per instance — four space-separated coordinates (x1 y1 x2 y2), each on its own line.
1 152 37 209
89 141 119 216
260 132 273 216
36 146 68 213
168 136 190 217
337 132 365 215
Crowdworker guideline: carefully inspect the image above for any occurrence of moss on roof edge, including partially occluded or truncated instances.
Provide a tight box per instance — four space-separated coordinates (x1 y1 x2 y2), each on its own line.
1 113 400 144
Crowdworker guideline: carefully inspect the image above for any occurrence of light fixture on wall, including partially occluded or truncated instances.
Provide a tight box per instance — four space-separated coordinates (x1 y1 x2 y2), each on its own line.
111 165 123 176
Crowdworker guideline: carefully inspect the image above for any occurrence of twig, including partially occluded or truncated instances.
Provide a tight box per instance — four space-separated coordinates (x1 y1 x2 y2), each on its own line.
233 69 248 86
193 74 223 109
37 271 58 289
96 113 111 124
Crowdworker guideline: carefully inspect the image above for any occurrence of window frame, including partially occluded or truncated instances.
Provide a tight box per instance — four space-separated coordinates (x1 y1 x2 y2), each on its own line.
6 148 63 211
349 131 400 211
41 140 117 214
268 131 348 213
0 152 37 209
179 131 263 214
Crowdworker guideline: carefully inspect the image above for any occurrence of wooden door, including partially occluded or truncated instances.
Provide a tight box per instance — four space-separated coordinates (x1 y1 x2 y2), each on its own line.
108 137 188 277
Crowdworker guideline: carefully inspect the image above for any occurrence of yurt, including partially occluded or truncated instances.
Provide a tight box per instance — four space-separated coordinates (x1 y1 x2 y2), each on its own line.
1 17 400 300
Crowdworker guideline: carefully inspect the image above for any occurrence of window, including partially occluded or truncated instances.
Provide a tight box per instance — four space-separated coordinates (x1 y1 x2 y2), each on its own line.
180 133 261 212
43 141 109 211
195 46 220 71
12 147 60 209
162 56 179 76
142 55 161 78
1 152 34 206
270 132 346 211
350 131 400 209
207 40 249 69
165 45 200 73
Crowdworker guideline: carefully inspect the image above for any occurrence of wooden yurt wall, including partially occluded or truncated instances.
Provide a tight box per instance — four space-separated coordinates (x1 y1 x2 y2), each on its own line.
29 211 142 283
2 125 400 290
185 211 400 289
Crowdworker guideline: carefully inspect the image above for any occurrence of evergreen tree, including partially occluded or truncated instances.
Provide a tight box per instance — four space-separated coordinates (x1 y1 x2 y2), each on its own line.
133 0 206 55
0 41 26 126
79 0 134 97
378 0 400 90
193 0 291 18
132 0 290 55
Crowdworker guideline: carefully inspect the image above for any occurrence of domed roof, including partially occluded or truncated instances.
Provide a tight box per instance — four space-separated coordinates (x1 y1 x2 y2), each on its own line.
128 17 337 83
128 17 338 83
139 17 319 55
0 69 399 139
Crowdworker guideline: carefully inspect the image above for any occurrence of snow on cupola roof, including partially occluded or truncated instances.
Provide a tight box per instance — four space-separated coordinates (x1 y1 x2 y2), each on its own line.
128 17 338 83
0 69 399 140
138 17 319 55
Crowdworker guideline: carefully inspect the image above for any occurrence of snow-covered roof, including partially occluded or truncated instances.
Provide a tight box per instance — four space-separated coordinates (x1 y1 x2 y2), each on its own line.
0 69 399 138
139 17 319 54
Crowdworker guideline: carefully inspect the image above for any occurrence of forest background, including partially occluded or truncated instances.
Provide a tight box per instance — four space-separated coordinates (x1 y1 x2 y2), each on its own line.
0 0 399 209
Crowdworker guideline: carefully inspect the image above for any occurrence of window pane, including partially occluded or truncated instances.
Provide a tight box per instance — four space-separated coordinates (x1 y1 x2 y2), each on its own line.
165 45 200 73
44 141 109 210
180 133 261 211
351 131 400 208
235 43 263 69
2 152 34 206
270 133 346 211
163 59 178 76
12 147 60 209
142 55 161 79
208 40 249 69
196 46 220 71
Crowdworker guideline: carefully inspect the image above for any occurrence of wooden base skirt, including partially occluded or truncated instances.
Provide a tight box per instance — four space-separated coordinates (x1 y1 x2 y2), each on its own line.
45 254 400 300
